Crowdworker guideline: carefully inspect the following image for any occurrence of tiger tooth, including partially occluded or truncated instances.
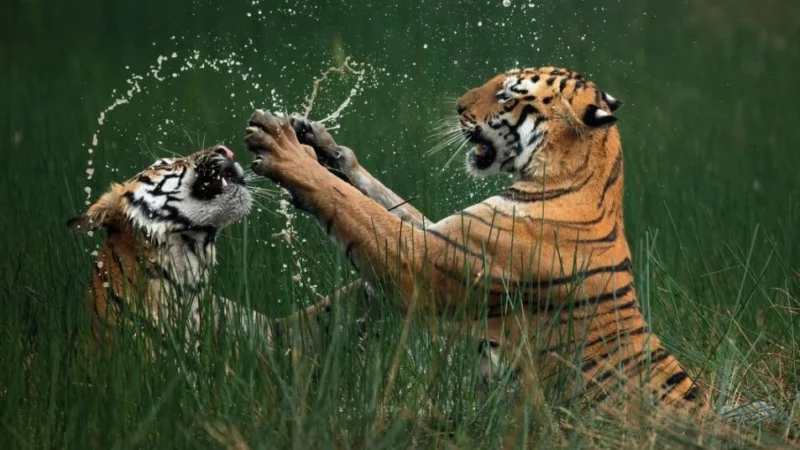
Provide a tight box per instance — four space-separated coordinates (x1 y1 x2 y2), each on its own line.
222 178 228 187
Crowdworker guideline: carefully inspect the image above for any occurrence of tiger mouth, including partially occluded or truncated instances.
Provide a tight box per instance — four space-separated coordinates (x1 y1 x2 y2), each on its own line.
193 157 246 200
465 130 497 170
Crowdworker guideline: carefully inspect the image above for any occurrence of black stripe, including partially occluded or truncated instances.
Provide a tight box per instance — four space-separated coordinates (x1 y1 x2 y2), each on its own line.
682 385 699 401
572 348 656 405
523 258 631 289
579 347 676 406
572 147 591 176
387 196 418 213
598 153 622 207
123 191 193 229
344 242 358 270
459 211 513 233
503 207 605 230
659 371 690 401
581 340 646 375
561 282 634 312
503 98 519 111
487 282 634 318
150 172 184 196
571 223 618 244
561 298 639 324
502 186 570 203
583 326 649 353
516 104 540 123
423 228 486 259
559 78 567 92
630 348 671 374
663 371 688 387
137 175 156 185
501 172 592 204
526 130 544 147
175 168 187 189
499 154 517 171
484 258 632 299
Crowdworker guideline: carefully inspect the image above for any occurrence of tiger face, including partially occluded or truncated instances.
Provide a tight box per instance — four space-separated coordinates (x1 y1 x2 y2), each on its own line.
70 145 252 240
456 67 622 179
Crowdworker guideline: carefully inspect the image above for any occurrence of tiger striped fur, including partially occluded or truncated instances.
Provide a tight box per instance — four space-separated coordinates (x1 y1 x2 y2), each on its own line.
69 146 263 348
244 66 706 415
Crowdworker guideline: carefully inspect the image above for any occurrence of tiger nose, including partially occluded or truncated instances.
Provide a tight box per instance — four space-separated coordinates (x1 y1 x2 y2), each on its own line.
214 145 235 160
456 88 479 115
456 99 468 115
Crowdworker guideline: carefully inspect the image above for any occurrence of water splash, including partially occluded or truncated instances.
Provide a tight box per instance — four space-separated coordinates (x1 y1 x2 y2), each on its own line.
83 49 249 205
301 57 371 125
80 0 379 295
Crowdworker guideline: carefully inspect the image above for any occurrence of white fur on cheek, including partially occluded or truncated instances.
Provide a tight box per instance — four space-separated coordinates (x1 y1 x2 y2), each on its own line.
514 118 546 173
124 165 252 242
174 163 252 229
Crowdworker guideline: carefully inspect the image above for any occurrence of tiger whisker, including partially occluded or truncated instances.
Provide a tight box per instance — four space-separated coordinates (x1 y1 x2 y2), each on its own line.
432 115 460 126
181 128 196 149
247 187 281 197
427 128 462 141
248 197 280 218
153 145 183 158
439 138 470 173
425 133 465 156
427 123 461 136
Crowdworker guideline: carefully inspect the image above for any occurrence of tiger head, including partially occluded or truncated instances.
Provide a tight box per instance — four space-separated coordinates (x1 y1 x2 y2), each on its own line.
456 67 622 180
69 145 252 242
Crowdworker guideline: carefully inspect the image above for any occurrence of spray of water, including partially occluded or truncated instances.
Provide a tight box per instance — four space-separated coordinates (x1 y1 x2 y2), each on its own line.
83 50 248 206
81 37 375 294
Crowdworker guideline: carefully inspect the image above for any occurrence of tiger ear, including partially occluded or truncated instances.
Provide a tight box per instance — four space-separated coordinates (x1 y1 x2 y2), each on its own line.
602 92 623 112
582 104 617 127
67 191 118 234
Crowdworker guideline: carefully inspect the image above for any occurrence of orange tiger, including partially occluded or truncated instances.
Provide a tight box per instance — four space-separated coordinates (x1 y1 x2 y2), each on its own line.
244 67 706 414
69 146 264 347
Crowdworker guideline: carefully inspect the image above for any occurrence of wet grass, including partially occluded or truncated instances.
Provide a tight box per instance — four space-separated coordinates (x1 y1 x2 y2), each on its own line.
2 0 800 448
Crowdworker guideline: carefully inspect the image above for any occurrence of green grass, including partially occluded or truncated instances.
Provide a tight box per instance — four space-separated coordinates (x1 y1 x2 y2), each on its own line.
2 0 800 448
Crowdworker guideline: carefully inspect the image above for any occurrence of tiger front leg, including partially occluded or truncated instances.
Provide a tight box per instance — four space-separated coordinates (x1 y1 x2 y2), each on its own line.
245 109 466 310
290 116 359 183
246 110 325 211
290 116 427 227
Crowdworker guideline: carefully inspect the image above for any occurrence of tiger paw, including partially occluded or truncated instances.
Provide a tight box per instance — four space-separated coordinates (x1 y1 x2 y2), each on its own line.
290 116 359 182
245 109 316 181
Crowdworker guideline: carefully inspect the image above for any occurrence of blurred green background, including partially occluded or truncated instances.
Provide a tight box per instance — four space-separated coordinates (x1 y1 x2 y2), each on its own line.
2 0 799 447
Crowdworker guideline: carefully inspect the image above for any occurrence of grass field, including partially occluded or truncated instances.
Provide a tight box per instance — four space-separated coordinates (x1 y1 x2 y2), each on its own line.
2 0 800 448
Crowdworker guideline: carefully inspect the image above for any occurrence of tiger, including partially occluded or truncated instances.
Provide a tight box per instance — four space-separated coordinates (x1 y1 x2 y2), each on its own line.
243 66 707 415
68 145 265 349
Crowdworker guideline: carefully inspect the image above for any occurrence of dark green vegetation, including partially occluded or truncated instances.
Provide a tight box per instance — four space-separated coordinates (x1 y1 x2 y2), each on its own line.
2 0 799 448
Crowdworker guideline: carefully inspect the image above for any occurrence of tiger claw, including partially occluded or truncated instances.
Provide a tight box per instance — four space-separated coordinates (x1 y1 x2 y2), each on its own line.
248 109 280 134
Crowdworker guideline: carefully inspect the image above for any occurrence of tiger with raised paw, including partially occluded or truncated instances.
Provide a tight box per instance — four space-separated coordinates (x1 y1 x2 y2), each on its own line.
245 67 738 418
